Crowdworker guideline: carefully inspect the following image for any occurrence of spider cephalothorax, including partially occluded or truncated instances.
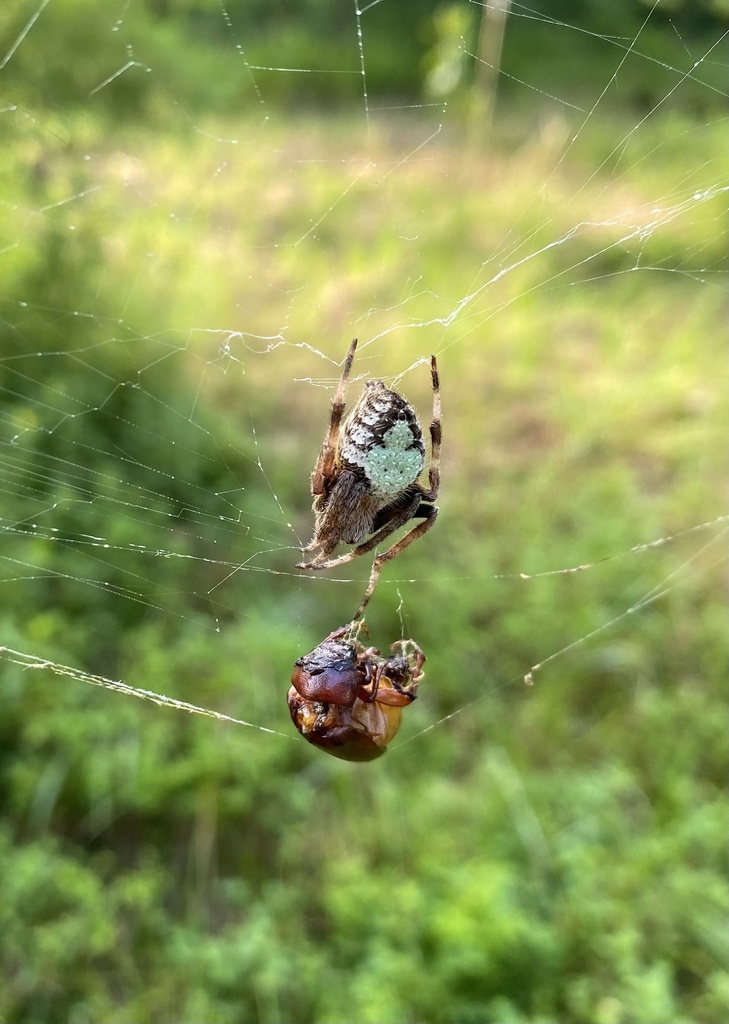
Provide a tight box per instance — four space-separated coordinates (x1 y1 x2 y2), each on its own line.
297 338 440 618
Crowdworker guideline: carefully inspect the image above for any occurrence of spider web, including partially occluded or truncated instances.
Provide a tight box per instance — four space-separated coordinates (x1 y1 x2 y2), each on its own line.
0 0 727 753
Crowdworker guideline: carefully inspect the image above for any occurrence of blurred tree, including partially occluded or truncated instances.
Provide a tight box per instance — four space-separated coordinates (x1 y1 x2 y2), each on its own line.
1 0 725 117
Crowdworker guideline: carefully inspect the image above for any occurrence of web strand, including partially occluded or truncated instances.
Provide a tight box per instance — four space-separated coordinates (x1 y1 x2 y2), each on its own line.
1 1 725 747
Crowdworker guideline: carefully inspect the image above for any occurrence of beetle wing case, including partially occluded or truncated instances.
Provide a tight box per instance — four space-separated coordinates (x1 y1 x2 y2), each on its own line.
287 687 403 761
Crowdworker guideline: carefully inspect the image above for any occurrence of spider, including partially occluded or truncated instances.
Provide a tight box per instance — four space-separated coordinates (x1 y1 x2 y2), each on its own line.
297 338 441 619
288 624 425 760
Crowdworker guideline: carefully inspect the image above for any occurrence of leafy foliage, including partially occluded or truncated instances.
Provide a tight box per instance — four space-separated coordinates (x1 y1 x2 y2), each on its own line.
1 0 726 116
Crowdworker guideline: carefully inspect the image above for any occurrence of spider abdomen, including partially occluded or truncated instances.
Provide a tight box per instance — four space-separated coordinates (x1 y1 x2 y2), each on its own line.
338 381 425 500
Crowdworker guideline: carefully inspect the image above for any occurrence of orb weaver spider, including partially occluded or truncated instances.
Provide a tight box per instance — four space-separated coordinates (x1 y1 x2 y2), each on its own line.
297 338 441 619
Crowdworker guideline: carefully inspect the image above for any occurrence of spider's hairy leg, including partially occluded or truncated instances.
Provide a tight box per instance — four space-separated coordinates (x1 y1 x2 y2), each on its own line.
310 338 358 497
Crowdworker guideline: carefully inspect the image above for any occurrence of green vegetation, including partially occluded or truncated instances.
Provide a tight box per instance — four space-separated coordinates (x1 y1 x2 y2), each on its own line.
1 3 727 1022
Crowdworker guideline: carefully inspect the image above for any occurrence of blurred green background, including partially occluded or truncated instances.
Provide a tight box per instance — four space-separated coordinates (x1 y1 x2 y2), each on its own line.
1 1 727 1022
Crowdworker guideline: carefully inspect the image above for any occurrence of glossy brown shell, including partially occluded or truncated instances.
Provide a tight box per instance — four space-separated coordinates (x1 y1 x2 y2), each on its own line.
289 627 424 761
291 636 366 706
287 685 404 761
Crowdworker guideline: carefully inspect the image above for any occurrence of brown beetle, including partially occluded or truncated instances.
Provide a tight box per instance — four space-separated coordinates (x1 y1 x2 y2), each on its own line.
288 625 425 761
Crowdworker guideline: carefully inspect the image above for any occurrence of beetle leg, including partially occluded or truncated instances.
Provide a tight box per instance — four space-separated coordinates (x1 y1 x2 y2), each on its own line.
358 657 387 704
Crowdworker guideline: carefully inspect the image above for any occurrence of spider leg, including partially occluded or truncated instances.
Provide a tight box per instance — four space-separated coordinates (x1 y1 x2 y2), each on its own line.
353 505 438 620
296 546 338 570
419 354 441 502
310 338 358 496
305 490 424 573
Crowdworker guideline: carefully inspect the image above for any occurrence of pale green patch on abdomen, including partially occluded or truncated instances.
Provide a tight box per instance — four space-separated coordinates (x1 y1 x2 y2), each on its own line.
353 419 425 498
